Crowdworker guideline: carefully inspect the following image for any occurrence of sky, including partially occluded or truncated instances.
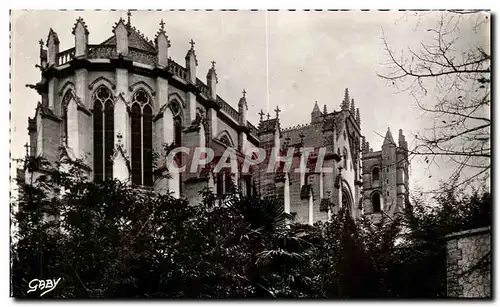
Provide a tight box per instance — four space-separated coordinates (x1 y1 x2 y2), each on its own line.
9 10 490 194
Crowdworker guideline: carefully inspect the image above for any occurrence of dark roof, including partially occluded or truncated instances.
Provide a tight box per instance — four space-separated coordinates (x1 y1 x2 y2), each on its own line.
100 24 156 53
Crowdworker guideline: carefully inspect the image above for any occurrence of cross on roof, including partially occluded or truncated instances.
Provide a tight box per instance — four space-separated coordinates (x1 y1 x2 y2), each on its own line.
242 89 247 98
211 60 216 68
127 10 132 25
159 19 165 31
274 106 281 118
189 39 195 49
258 109 265 121
266 113 270 120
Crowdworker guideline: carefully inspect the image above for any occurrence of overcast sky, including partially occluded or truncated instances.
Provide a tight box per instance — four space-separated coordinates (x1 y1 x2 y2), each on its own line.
10 10 490 193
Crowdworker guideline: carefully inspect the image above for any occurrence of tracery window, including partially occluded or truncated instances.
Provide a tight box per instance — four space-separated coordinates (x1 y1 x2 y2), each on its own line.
92 86 114 182
130 89 153 186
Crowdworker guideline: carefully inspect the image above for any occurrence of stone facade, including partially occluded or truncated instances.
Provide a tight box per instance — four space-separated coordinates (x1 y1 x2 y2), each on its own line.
24 15 409 223
446 227 491 298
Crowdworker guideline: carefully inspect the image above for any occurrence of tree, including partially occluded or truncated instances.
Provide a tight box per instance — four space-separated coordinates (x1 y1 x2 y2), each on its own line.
11 156 312 298
378 11 491 189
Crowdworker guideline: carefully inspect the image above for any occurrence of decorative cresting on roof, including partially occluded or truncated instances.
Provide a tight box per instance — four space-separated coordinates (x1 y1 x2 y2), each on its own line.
71 17 89 35
107 17 156 53
46 28 60 46
207 60 218 82
341 88 350 111
185 39 198 65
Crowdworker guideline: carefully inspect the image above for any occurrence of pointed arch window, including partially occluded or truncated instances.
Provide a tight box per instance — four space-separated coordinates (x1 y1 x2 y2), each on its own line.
372 167 380 181
131 89 153 186
93 86 114 182
341 187 352 212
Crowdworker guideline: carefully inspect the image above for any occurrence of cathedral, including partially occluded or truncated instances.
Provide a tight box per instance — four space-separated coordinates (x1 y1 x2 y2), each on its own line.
24 14 410 224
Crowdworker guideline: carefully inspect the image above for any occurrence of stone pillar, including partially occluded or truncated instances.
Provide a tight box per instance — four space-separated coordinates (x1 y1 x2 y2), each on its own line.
48 79 57 111
66 95 79 156
113 18 129 57
209 108 217 140
185 40 197 84
284 174 290 214
207 62 217 101
113 94 129 181
72 17 89 58
46 28 59 66
155 20 170 68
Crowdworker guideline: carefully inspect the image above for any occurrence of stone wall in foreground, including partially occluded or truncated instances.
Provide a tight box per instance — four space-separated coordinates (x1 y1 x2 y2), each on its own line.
446 226 491 298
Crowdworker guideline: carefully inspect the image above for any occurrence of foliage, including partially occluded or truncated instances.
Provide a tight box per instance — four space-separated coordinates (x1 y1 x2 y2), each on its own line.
11 157 490 298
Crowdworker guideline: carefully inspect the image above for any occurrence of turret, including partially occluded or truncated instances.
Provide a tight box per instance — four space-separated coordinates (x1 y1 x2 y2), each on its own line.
155 19 170 67
46 28 59 66
207 61 218 101
72 17 89 58
341 88 350 111
398 129 408 149
311 100 322 124
382 127 396 148
185 39 198 84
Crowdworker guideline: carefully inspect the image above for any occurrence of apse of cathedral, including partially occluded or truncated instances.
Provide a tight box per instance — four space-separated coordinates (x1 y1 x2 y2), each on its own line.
25 15 410 225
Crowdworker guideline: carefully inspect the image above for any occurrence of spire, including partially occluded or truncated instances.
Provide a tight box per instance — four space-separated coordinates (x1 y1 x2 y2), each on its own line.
383 127 396 147
355 108 360 126
350 98 355 114
239 89 248 126
311 100 322 124
238 89 248 109
312 100 321 114
342 88 350 110
71 16 89 35
323 104 327 115
185 39 198 65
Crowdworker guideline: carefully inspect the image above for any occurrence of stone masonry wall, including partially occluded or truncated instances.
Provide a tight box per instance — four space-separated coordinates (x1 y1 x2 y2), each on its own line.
446 227 491 298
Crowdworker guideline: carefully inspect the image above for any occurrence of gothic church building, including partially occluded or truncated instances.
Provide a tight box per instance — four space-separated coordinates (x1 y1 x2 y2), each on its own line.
24 15 410 224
